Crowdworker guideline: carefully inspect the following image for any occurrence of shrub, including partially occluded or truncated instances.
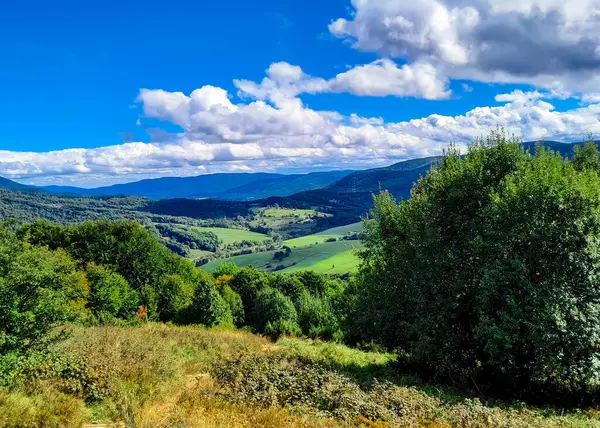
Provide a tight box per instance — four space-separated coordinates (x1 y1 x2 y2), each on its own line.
229 268 270 315
213 261 240 277
295 291 342 341
85 263 139 320
181 270 232 327
0 234 86 352
155 273 194 322
269 274 306 300
220 285 245 326
250 287 300 339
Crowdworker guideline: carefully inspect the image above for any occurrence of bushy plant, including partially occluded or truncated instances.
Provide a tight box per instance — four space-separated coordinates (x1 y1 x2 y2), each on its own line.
85 263 138 320
180 270 232 327
269 273 306 300
0 231 86 352
212 261 240 277
229 267 270 315
155 273 194 322
355 131 600 399
295 291 342 341
250 287 300 339
220 285 245 326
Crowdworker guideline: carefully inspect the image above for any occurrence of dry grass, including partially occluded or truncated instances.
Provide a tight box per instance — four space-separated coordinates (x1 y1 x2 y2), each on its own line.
0 324 599 427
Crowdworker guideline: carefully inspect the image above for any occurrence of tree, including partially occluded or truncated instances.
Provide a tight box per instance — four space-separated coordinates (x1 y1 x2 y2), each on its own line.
86 263 138 319
572 140 600 172
213 261 240 277
355 130 600 398
180 270 231 327
0 228 86 352
295 291 341 341
250 287 300 339
229 268 270 316
155 274 194 322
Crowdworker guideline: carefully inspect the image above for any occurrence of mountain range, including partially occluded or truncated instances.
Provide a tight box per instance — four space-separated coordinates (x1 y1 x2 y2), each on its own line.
0 140 587 224
40 170 353 200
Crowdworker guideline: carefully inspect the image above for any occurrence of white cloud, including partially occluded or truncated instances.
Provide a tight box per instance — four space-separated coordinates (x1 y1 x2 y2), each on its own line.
8 82 600 187
329 0 600 92
234 59 450 102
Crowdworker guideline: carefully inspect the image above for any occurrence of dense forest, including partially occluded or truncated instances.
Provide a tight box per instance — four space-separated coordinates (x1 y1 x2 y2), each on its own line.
3 131 600 425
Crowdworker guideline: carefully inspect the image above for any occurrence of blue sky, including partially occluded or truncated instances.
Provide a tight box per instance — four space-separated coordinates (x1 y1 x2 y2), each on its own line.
2 0 600 186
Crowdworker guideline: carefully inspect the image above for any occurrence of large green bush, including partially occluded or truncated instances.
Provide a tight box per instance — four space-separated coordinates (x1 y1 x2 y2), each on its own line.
180 270 232 327
18 220 227 324
86 263 139 320
229 267 270 316
250 287 300 339
220 285 245 326
0 228 85 352
355 131 600 398
295 291 341 341
155 273 194 322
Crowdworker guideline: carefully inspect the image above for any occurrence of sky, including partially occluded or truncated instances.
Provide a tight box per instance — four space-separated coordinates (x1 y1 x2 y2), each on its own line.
3 0 600 187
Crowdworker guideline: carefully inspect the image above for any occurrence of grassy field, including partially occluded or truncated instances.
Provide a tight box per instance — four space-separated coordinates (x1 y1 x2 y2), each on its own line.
284 222 363 248
3 324 598 427
189 226 270 245
202 240 363 274
261 207 331 219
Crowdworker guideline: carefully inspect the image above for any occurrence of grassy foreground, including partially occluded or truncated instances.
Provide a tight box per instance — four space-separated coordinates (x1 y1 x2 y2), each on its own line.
1 324 598 428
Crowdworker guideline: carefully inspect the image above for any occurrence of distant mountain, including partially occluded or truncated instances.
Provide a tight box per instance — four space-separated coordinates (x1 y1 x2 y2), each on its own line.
42 170 353 201
325 156 441 197
0 177 43 193
1 139 589 228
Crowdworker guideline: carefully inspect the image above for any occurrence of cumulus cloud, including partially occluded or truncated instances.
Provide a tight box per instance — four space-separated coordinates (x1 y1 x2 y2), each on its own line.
8 82 600 187
234 59 450 102
329 0 600 92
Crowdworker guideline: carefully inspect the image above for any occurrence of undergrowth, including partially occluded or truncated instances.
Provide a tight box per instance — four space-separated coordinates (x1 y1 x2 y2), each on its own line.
0 324 597 427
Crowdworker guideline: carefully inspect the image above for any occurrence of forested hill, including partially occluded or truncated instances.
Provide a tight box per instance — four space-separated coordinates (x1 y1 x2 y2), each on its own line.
0 177 43 193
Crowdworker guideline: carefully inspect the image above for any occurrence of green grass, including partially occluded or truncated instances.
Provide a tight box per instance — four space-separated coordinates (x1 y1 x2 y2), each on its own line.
284 222 363 248
261 208 329 218
188 226 270 245
202 241 362 274
187 249 214 260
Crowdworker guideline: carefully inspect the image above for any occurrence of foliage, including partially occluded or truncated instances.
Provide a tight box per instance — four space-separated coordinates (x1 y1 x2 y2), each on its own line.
0 228 86 353
229 267 270 315
269 274 305 300
220 285 245 326
354 130 600 400
180 270 232 327
295 291 342 341
155 223 221 252
85 263 138 320
212 261 240 277
17 220 227 325
250 287 301 339
572 139 600 172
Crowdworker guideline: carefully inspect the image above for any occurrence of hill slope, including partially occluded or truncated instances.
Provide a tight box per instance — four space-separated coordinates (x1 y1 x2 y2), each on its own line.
42 170 352 200
0 177 43 193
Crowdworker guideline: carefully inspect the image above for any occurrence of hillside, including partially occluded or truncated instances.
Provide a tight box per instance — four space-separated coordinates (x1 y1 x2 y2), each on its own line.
41 170 352 200
0 177 43 193
6 324 593 427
